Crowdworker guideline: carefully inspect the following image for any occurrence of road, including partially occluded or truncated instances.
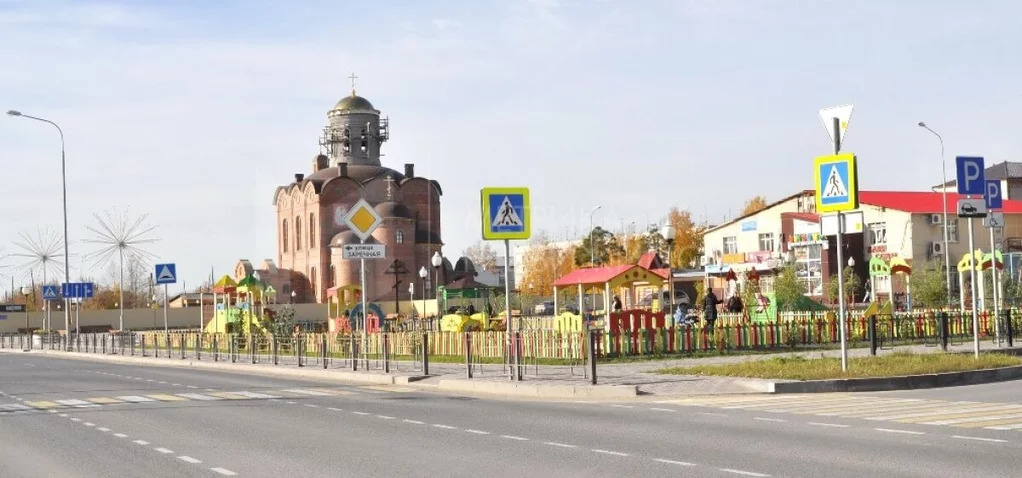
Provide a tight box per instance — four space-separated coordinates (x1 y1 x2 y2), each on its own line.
2 352 1021 477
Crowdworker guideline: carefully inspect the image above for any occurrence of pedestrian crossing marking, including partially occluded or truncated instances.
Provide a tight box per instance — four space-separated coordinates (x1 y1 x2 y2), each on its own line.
205 392 249 400
231 391 280 399
116 396 156 403
282 389 333 396
145 394 188 402
894 405 1022 424
55 399 99 408
23 401 59 409
176 393 221 401
87 397 123 404
1 404 31 411
931 413 1022 427
360 386 415 393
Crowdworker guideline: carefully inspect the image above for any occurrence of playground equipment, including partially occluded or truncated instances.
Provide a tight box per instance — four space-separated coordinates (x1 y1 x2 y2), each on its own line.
204 274 268 334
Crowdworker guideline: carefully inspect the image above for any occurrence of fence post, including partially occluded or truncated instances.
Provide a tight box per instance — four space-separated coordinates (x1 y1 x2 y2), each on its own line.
422 332 429 376
383 333 390 374
323 334 328 370
939 312 950 352
251 335 256 364
1005 310 1014 348
297 333 304 368
465 332 473 379
588 328 597 385
273 336 279 365
351 334 358 371
868 316 878 356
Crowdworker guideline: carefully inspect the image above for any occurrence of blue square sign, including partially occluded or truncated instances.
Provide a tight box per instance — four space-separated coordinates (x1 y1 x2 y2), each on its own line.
42 285 58 300
155 263 177 285
814 153 858 213
956 156 985 195
480 188 531 240
986 179 1003 210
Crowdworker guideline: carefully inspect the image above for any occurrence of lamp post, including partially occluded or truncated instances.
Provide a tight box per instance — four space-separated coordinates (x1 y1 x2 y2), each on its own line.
7 110 71 337
661 224 676 315
847 256 856 305
290 290 296 304
418 266 427 328
431 252 443 324
588 206 603 313
21 286 31 335
918 122 952 309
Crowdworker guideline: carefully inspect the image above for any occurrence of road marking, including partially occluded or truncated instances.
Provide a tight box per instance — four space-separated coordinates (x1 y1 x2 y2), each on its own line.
146 379 155 382
501 435 528 441
305 404 320 408
351 411 370 416
543 442 577 448
654 458 696 466
808 422 850 428
698 412 728 417
432 424 457 429
1 404 30 411
610 404 634 409
70 417 81 422
985 422 1022 430
754 417 785 423
465 429 489 435
146 394 188 402
158 381 167 384
233 391 280 399
133 440 150 446
285 401 297 405
720 468 770 477
116 396 156 403
206 392 248 400
97 427 111 432
154 447 174 454
327 407 343 412
376 415 395 419
874 428 924 435
172 384 182 387
592 449 629 456
649 408 675 412
282 388 332 396
952 435 1007 443
186 385 198 389
24 401 60 409
87 397 123 404
58 413 68 417
83 422 96 427
178 456 202 464
56 399 98 408
177 393 221 401
113 433 128 438
402 419 424 425
211 468 238 476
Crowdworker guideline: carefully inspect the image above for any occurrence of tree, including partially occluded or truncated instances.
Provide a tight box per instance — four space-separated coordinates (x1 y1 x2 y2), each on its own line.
826 266 862 305
519 233 576 297
610 233 648 266
265 305 296 336
665 208 705 269
741 196 769 216
912 260 949 309
462 241 498 271
574 227 625 267
773 265 804 311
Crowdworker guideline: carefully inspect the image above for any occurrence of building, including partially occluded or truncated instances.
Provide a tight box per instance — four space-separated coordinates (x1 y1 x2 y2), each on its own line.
702 190 1022 303
248 87 445 304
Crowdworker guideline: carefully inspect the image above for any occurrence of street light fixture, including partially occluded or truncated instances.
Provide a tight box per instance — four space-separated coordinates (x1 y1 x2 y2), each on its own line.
661 224 676 314
431 252 443 320
8 110 71 337
418 266 427 326
918 121 952 309
21 286 31 335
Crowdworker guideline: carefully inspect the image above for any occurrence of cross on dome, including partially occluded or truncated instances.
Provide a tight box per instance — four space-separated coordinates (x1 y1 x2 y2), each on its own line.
348 72 358 95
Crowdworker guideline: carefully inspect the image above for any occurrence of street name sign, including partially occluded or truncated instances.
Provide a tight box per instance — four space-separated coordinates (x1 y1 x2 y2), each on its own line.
341 244 386 260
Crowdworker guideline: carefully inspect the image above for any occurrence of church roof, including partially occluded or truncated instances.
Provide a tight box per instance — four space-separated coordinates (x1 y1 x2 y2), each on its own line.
375 201 412 218
332 94 377 113
329 230 379 247
306 164 404 184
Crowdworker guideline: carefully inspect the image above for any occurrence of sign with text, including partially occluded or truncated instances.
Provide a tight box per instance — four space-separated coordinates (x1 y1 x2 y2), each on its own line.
0 305 26 313
341 243 386 260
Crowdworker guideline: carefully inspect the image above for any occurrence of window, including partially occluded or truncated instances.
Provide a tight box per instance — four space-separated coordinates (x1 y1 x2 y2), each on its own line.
793 244 823 296
328 264 335 289
722 236 738 254
758 233 775 252
869 222 887 245
310 267 317 299
948 219 960 243
282 219 289 253
296 216 302 251
396 230 404 244
309 213 316 249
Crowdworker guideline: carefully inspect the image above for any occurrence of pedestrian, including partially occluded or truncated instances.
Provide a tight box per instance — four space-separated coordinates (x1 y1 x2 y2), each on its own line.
703 289 719 332
613 295 623 312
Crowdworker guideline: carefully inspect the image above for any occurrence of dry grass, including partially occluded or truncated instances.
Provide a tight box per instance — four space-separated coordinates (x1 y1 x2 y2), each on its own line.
655 352 1022 381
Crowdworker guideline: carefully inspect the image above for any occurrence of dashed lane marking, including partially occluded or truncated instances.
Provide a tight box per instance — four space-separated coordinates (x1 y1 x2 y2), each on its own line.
211 468 238 476
133 440 150 446
154 447 174 454
875 428 925 435
592 449 629 456
808 422 850 428
720 468 770 477
465 429 489 435
113 433 128 438
543 442 577 448
501 435 528 441
952 435 1007 443
654 458 696 466
754 417 785 423
178 456 202 464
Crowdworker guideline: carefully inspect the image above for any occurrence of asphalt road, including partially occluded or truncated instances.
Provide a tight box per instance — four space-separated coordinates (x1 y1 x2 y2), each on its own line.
2 352 1021 477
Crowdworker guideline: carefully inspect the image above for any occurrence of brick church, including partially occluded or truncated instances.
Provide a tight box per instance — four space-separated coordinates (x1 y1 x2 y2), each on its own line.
247 86 449 305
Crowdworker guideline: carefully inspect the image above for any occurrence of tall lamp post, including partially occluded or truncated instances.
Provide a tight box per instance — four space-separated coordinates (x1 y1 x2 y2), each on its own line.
21 286 31 337
661 224 676 315
418 266 428 328
7 110 71 338
431 252 443 326
918 122 952 309
847 256 856 305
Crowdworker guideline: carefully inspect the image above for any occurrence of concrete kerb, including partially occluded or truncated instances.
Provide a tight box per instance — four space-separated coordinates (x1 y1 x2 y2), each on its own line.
766 365 1022 393
434 379 638 399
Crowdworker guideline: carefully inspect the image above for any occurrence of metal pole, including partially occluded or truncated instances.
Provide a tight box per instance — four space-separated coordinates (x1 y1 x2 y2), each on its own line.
832 117 848 372
504 239 514 380
360 239 368 370
163 283 169 334
920 124 952 309
119 248 124 331
991 225 1000 346
969 218 980 358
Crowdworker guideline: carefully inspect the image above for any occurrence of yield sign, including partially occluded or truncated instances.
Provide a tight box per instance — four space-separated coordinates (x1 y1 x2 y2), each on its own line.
819 104 854 144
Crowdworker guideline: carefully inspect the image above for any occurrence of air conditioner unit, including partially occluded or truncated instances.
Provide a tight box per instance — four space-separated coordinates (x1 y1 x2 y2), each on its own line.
929 241 944 257
930 214 943 225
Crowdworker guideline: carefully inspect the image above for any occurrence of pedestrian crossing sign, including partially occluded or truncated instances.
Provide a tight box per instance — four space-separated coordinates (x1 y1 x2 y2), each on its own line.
481 187 531 240
814 153 859 213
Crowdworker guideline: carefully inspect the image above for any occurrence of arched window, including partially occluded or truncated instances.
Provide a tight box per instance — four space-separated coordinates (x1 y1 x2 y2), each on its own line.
328 264 335 290
360 128 368 153
296 215 302 251
310 267 317 301
282 219 289 253
309 213 316 249
396 230 404 244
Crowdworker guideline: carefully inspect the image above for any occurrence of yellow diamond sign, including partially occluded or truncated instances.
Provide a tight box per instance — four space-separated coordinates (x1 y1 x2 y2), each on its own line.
342 198 382 241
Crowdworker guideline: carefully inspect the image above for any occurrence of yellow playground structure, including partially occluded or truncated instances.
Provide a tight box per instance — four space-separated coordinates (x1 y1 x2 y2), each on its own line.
204 274 270 334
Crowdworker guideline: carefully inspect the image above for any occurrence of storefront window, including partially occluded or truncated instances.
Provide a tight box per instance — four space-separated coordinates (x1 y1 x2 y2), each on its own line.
793 244 823 296
869 222 887 246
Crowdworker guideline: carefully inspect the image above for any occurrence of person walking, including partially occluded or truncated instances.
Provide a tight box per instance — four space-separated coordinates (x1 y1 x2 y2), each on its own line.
703 289 719 332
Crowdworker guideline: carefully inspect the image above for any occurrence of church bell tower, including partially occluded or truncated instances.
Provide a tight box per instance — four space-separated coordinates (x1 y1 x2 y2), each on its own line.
319 74 390 167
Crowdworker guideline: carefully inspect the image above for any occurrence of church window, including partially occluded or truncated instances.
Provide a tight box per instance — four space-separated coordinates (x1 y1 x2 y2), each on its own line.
309 213 316 249
310 267 317 300
360 129 368 153
328 264 335 289
396 230 404 244
296 216 302 251
282 219 289 253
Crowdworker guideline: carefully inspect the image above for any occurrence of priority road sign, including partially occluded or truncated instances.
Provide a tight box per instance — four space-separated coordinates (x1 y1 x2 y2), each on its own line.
481 187 531 240
986 180 1003 210
42 285 58 300
155 263 177 285
341 198 383 242
814 153 859 213
956 156 985 195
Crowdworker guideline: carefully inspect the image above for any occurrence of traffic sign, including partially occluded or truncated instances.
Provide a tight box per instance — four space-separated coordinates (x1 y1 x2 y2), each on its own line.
155 263 177 284
42 285 58 300
958 198 988 218
481 187 531 240
819 104 854 144
984 212 1004 228
814 153 859 213
955 156 985 195
986 180 1003 210
341 244 386 260
60 282 95 299
341 198 383 242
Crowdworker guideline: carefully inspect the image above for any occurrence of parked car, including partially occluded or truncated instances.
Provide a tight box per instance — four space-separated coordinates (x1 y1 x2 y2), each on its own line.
639 290 691 310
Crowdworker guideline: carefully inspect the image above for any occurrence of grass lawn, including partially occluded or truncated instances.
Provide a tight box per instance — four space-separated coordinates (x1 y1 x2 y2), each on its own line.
653 352 1022 381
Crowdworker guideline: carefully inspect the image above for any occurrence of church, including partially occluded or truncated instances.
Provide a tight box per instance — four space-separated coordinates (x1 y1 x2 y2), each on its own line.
254 85 447 306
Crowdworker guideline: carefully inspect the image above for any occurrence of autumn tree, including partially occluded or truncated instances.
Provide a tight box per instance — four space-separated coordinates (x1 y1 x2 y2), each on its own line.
519 233 577 297
741 196 769 216
664 207 704 268
611 233 648 266
575 227 625 267
462 241 498 271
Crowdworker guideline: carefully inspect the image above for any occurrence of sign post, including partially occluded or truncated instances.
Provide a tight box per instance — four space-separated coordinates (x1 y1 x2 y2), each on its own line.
155 263 177 334
956 156 986 358
341 198 383 371
985 179 1003 346
481 187 531 381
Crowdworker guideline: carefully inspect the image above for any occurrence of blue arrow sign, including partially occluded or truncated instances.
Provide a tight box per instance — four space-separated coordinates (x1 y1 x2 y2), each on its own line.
83 283 94 299
61 283 70 298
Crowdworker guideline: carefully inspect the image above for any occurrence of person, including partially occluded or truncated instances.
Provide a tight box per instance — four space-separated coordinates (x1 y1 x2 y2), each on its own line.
613 296 623 312
673 304 684 327
703 289 719 331
727 295 743 313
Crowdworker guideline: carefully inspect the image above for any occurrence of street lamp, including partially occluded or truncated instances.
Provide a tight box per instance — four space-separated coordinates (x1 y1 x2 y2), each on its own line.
918 121 952 309
431 252 443 320
661 224 676 313
8 110 71 336
418 266 427 327
21 286 31 334
290 290 297 304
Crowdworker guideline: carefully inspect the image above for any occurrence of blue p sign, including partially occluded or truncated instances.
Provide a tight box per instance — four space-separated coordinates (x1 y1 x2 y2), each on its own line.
956 156 985 195
986 180 1003 210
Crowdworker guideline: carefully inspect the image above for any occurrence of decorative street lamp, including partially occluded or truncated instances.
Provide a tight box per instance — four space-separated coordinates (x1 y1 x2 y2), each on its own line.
661 223 676 315
418 266 428 326
21 286 31 335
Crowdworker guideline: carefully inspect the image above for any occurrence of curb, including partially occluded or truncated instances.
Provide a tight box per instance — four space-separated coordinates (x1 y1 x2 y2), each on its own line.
434 379 638 399
766 365 1022 393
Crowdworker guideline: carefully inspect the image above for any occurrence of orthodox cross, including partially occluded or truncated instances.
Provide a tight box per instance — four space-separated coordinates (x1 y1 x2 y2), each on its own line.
348 73 358 94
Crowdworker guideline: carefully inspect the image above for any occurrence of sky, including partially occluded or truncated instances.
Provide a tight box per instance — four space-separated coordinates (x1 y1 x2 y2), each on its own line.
2 0 1021 290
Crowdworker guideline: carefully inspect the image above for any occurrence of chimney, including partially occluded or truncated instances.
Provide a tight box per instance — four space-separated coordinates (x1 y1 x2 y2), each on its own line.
404 163 415 178
294 173 305 182
339 163 349 177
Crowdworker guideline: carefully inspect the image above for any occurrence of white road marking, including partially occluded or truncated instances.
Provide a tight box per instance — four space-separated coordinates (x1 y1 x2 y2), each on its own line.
154 447 174 454
176 393 220 401
720 468 770 477
986 423 1022 430
1 404 30 411
58 413 68 418
70 418 81 422
178 456 202 464
186 385 198 389
352 411 370 416
501 435 528 441
327 407 343 412
211 468 238 476
465 429 489 435
875 428 925 435
116 396 156 403
698 412 728 417
205 389 217 392
610 404 634 409
808 422 850 428
158 381 167 384
543 442 577 448
47 410 58 414
233 391 280 399
592 449 629 456
649 408 675 412
283 388 332 396
83 422 96 427
285 401 297 405
133 440 150 446
402 419 424 424
97 427 111 432
952 435 1007 443
146 379 155 382
754 417 785 422
56 399 98 408
172 384 182 387
432 424 457 430
304 404 320 408
114 433 128 438
654 458 696 466
376 415 395 419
